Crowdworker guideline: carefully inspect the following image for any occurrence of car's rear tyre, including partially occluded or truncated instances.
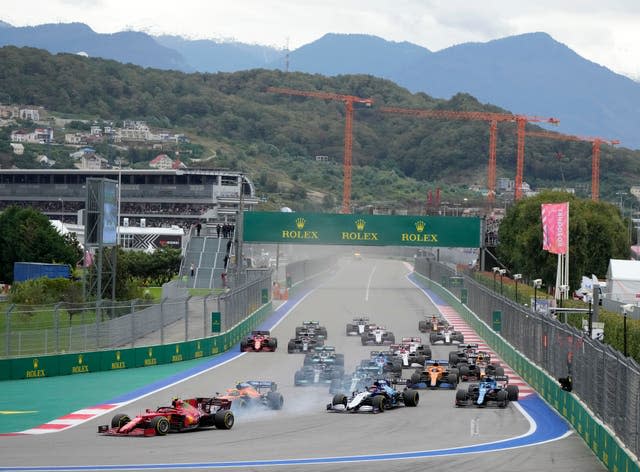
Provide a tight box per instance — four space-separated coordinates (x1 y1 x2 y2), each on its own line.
111 413 130 429
240 341 248 352
447 373 458 387
214 410 234 429
149 416 170 435
455 389 468 405
268 338 277 350
403 389 419 407
287 342 296 353
495 366 505 376
418 320 428 332
361 335 368 345
332 393 347 406
506 385 519 401
410 372 422 385
372 395 385 412
448 352 459 364
267 391 284 410
459 365 470 378
346 324 354 335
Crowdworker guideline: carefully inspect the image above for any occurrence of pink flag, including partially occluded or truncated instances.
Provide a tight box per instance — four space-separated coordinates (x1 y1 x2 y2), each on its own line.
84 250 94 267
541 202 569 254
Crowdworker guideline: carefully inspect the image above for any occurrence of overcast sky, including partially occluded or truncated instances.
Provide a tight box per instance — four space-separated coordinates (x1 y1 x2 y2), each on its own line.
3 0 639 80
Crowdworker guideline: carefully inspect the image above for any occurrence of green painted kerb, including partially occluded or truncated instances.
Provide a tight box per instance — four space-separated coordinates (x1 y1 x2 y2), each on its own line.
243 211 481 247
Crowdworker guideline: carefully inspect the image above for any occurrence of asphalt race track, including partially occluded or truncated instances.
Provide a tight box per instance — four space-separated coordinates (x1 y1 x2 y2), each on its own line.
0 257 605 471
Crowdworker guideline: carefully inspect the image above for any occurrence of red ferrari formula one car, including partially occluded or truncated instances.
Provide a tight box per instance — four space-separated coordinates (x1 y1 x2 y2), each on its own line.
98 397 234 436
240 330 278 352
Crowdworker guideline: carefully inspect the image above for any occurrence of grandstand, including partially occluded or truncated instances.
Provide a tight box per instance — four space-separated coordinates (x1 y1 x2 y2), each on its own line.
0 168 259 228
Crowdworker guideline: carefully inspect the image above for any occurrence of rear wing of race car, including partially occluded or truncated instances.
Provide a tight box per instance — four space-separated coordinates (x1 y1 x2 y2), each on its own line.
251 330 271 336
492 375 510 383
460 343 479 349
353 316 370 322
302 320 321 327
246 380 277 391
424 359 450 367
401 337 422 343
315 345 335 352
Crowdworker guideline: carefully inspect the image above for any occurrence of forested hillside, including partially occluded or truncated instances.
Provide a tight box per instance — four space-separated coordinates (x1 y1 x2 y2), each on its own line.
1 46 638 210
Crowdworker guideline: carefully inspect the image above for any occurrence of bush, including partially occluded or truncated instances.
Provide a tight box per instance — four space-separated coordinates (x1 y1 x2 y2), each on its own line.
9 277 83 304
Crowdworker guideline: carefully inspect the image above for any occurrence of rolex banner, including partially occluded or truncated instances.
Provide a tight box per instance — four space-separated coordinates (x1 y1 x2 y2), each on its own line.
242 212 482 247
541 202 569 254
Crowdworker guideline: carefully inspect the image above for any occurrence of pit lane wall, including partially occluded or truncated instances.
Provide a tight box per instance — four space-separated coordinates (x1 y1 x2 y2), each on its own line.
0 301 272 381
412 264 639 472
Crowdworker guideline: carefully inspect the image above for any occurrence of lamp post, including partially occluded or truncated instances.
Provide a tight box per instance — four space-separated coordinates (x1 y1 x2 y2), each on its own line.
622 304 633 357
559 284 570 308
58 197 64 223
492 267 500 291
498 269 506 295
513 274 522 303
533 279 542 313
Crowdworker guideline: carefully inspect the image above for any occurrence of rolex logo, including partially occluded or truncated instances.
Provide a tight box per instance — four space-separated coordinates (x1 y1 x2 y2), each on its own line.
33 358 39 369
116 351 121 361
295 218 306 230
148 347 153 357
175 345 180 354
415 220 426 233
78 355 83 365
355 219 366 231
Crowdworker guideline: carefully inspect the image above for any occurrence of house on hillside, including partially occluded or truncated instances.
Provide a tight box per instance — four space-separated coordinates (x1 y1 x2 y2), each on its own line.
149 153 173 169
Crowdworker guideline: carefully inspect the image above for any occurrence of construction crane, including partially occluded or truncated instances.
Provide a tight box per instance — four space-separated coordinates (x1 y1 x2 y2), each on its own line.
525 130 619 201
267 87 374 213
379 107 559 202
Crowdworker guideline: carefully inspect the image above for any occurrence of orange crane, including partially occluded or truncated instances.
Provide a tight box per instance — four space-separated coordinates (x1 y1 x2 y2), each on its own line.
526 130 619 201
267 87 374 213
379 107 559 201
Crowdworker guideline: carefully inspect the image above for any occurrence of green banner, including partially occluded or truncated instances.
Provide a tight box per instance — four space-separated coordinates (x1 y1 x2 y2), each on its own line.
492 310 502 332
243 212 481 247
211 311 221 333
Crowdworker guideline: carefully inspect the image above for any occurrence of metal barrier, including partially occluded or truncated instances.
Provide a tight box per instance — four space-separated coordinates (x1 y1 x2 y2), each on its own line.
1 271 273 358
414 256 640 462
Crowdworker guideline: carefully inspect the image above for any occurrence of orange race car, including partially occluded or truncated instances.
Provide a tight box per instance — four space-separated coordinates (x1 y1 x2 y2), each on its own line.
406 361 459 389
216 380 284 410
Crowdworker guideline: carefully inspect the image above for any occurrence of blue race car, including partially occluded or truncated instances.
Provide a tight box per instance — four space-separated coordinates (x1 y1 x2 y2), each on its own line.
327 379 419 413
455 375 519 408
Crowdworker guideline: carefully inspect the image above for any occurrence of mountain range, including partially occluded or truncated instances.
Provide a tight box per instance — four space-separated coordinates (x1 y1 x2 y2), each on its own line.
0 21 639 149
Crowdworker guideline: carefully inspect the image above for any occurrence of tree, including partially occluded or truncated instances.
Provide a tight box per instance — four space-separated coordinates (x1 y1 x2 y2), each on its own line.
0 206 82 283
496 191 629 289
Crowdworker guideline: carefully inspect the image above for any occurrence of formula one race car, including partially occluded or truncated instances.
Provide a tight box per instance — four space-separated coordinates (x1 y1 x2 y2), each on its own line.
287 334 324 353
294 363 344 386
303 346 344 367
389 337 432 367
359 351 402 378
295 321 328 339
429 325 465 345
458 353 503 381
98 397 234 436
361 326 395 345
240 330 277 352
216 381 284 410
326 379 419 413
346 316 376 336
448 343 481 366
406 361 459 389
455 376 519 408
329 367 376 395
418 314 448 333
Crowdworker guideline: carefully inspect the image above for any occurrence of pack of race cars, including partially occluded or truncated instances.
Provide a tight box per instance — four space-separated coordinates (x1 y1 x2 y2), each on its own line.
99 313 519 436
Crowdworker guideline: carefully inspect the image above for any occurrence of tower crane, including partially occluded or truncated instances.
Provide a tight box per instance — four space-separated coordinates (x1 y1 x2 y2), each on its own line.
267 87 373 213
526 130 619 201
379 107 559 202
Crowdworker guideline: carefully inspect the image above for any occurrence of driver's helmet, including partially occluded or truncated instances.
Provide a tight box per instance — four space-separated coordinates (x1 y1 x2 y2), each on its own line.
172 397 181 407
